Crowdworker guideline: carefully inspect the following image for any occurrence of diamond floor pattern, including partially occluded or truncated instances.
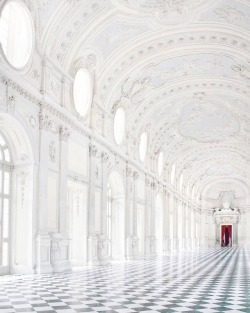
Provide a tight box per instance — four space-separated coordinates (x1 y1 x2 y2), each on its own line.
1 247 250 312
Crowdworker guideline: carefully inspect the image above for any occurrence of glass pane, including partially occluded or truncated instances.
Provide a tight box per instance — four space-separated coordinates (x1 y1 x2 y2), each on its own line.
2 242 8 266
73 68 92 117
4 172 10 195
4 148 10 162
0 134 6 147
3 199 9 238
0 1 33 68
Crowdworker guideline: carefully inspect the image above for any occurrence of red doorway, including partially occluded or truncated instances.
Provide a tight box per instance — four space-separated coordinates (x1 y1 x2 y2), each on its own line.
221 225 232 247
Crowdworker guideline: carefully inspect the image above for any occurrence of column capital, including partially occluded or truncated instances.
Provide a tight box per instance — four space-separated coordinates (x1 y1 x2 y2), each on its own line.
89 144 98 157
39 113 52 131
59 126 70 142
101 152 109 163
126 166 133 177
133 171 139 180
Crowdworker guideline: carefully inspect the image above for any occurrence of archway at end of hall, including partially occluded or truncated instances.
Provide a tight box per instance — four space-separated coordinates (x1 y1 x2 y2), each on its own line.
106 170 125 260
0 112 34 275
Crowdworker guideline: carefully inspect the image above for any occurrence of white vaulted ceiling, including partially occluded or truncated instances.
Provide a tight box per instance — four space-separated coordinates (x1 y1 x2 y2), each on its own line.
36 0 250 201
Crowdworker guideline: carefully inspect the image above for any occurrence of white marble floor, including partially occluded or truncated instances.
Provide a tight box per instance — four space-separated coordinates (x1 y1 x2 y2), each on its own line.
0 247 249 312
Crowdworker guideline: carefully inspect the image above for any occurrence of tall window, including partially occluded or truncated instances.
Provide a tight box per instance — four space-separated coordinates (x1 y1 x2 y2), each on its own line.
0 1 33 68
0 133 11 269
73 68 92 117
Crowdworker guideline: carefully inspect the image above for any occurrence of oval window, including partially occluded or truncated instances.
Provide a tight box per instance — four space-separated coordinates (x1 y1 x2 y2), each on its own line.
73 68 92 117
158 151 163 176
114 107 125 145
0 1 33 68
139 132 148 162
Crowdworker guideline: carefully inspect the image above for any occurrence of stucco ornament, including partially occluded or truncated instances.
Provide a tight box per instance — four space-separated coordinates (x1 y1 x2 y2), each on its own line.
178 100 239 143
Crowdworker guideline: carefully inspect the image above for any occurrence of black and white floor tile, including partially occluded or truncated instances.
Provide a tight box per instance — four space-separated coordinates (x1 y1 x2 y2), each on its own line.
1 247 250 312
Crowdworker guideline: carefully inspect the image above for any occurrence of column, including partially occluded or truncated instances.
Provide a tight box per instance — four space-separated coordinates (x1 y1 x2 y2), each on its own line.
182 202 187 250
187 205 192 249
125 165 134 259
99 152 109 265
35 112 52 274
145 176 151 256
163 188 170 254
132 171 139 257
101 152 109 235
50 126 71 273
150 181 157 255
173 196 179 250
87 144 98 265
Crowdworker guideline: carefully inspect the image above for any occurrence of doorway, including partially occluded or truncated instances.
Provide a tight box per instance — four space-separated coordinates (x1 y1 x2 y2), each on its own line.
221 225 232 247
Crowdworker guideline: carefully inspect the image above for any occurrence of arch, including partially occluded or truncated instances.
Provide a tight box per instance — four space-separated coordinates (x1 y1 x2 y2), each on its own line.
0 113 34 274
107 169 125 260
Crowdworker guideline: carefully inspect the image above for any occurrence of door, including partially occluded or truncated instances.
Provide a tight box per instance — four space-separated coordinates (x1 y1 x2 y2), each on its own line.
221 225 232 247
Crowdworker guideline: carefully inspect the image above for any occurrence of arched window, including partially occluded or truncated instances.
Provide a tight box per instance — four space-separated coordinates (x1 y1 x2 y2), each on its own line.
158 151 163 176
114 107 125 145
0 1 33 68
139 132 148 162
0 133 11 270
73 68 92 117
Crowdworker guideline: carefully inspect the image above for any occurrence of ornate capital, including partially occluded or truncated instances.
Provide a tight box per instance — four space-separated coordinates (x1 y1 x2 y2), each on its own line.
39 113 51 131
126 166 133 177
101 152 109 163
59 126 70 141
133 171 139 180
89 144 98 157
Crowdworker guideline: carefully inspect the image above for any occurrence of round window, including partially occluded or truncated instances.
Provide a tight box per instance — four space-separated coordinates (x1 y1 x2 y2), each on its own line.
114 107 125 145
139 132 148 162
0 0 33 68
73 68 92 117
158 151 163 176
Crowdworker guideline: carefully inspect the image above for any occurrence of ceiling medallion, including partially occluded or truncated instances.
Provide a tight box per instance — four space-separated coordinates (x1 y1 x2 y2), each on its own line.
178 100 239 143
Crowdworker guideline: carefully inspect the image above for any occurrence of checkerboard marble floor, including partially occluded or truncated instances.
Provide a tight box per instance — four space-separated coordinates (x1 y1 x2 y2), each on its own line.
1 247 250 312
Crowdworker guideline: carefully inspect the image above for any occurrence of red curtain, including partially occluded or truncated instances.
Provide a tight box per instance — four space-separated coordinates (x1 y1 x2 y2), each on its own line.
221 225 232 246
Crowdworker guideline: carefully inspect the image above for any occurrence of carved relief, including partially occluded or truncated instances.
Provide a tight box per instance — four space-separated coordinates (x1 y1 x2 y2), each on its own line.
49 141 56 163
178 100 239 143
214 7 245 23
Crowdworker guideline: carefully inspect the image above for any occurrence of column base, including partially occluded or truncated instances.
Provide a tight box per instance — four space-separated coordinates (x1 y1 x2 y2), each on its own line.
35 233 53 274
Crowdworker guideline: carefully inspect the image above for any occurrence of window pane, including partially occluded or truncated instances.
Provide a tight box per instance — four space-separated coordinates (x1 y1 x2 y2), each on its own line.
0 1 33 68
3 199 9 239
4 148 10 162
73 68 92 117
0 134 6 147
2 242 8 266
4 172 10 195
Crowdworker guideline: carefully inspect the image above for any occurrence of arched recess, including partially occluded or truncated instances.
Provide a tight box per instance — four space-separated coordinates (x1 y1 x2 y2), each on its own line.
107 170 125 260
0 113 34 275
155 193 163 255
